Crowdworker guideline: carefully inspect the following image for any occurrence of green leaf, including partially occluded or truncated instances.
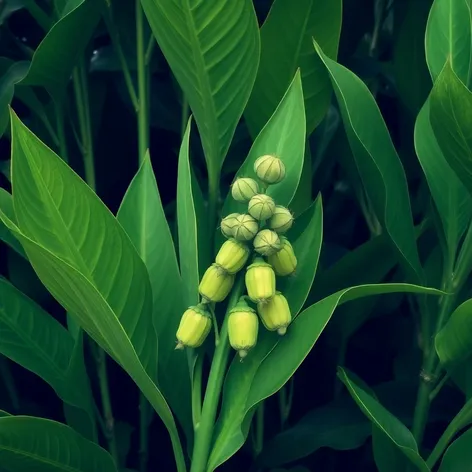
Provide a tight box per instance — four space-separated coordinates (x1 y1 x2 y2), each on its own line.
372 425 412 472
338 368 430 472
415 99 472 261
141 0 260 176
117 153 191 439
425 0 472 86
0 188 25 257
1 111 185 471
0 416 116 472
222 71 306 218
0 277 95 439
429 61 472 198
438 427 472 471
209 283 441 470
314 42 423 283
245 0 342 136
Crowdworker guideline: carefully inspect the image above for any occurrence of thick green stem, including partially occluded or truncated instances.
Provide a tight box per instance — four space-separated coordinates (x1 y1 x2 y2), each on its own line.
192 355 204 430
253 402 264 456
55 101 69 163
190 278 244 472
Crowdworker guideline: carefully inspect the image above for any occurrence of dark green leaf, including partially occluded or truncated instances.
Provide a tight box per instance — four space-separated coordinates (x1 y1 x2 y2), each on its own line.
438 427 472 471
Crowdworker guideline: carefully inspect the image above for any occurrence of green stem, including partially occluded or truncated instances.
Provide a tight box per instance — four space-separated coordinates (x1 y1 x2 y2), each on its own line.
145 34 156 66
0 356 19 412
181 96 189 138
55 101 69 163
23 0 51 31
139 396 150 472
190 277 244 472
192 355 204 430
253 402 264 456
208 169 220 239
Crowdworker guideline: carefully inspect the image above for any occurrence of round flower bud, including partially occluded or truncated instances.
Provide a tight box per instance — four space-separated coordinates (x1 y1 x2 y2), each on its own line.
228 300 259 358
215 238 250 274
253 229 281 257
254 154 286 184
233 214 259 241
231 178 259 202
220 213 240 238
245 257 276 303
268 237 297 276
257 292 291 335
269 206 294 233
199 264 235 302
175 304 212 349
248 194 276 221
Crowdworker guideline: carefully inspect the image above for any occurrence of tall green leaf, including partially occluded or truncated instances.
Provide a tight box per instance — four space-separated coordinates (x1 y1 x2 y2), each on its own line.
338 368 430 472
209 282 440 470
425 0 472 86
0 188 25 257
438 427 472 472
245 0 342 136
141 0 260 178
117 153 191 438
314 42 423 283
0 277 95 439
429 62 472 197
0 416 116 472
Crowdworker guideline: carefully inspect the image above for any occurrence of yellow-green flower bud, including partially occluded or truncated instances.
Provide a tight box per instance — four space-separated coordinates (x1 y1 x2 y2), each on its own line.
233 214 259 241
199 264 235 302
257 292 291 335
228 300 259 358
231 178 259 202
220 213 240 238
245 257 276 303
253 229 281 256
248 194 276 221
268 237 297 276
269 206 294 233
254 154 286 184
215 238 250 274
175 304 212 349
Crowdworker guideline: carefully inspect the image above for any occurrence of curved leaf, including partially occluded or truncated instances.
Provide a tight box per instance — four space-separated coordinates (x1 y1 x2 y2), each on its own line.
0 188 25 257
245 0 342 135
141 0 260 175
314 42 423 283
438 427 472 471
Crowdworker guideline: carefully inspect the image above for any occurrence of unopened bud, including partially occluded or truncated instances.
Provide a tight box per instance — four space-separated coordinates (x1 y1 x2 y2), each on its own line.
175 304 212 349
254 154 286 184
215 238 250 274
268 237 297 276
220 213 240 238
233 214 259 241
245 257 276 303
257 292 291 335
199 264 235 302
253 229 281 257
248 194 276 221
228 299 259 358
269 206 294 233
231 178 259 202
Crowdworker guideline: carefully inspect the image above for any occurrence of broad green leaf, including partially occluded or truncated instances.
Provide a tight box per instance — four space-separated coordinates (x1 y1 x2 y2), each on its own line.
177 118 200 306
117 154 191 439
0 188 25 257
209 283 440 470
438 427 472 471
425 0 472 85
141 0 260 177
245 0 342 135
257 396 370 467
0 416 116 472
2 112 186 471
222 71 306 218
429 62 472 197
314 42 423 283
338 368 430 472
0 277 95 439
415 99 472 261
372 425 412 472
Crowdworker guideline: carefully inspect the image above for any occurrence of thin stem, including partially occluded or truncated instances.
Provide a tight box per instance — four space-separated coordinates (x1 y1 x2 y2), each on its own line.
190 277 244 472
55 101 69 163
253 402 265 456
145 34 156 66
0 356 20 412
181 96 189 138
429 373 449 402
208 169 220 240
23 0 51 31
192 355 204 430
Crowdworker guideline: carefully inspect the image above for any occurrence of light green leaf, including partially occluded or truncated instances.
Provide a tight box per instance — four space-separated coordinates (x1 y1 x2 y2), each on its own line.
338 368 430 472
314 42 423 283
438 427 472 471
0 416 116 472
141 0 260 177
209 283 441 470
0 277 95 439
415 99 472 261
245 0 342 136
0 188 25 257
429 61 472 197
425 0 472 86
117 153 191 439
